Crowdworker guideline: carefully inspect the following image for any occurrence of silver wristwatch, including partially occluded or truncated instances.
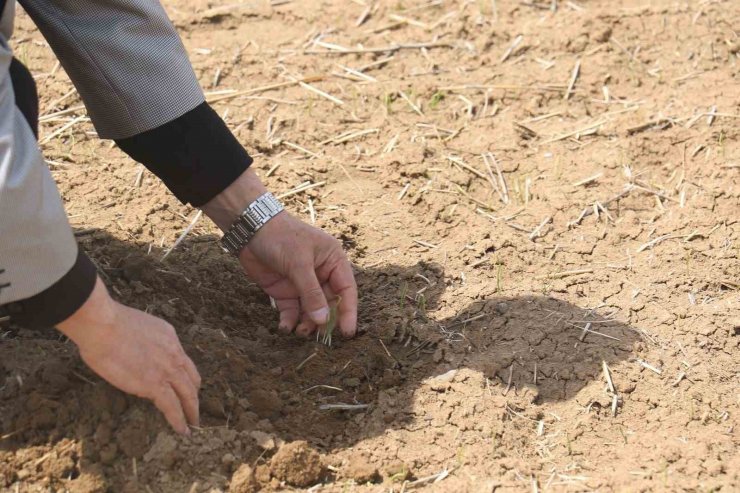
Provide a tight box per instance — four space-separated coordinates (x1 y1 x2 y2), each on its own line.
221 192 284 255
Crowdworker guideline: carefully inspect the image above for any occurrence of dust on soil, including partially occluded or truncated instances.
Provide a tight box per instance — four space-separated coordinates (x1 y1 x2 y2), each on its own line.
1 0 739 491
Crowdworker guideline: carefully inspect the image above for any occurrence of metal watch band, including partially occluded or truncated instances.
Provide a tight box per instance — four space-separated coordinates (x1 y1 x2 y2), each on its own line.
221 192 284 255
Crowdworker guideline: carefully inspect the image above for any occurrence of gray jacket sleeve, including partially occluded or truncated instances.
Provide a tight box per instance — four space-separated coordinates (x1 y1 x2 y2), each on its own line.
18 0 205 139
1 0 205 308
0 3 78 305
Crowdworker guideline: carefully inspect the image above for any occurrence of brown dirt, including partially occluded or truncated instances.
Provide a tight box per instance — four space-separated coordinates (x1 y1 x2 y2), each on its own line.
2 0 739 491
269 441 324 488
229 464 259 493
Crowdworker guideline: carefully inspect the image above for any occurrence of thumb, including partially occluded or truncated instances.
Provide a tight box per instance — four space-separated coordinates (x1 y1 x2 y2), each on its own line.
290 263 330 324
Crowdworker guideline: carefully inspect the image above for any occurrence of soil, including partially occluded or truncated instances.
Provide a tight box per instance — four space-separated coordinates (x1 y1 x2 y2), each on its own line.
2 0 739 491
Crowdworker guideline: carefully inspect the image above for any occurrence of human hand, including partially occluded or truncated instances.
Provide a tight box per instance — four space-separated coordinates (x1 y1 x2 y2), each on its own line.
240 211 358 338
202 169 358 338
57 277 201 434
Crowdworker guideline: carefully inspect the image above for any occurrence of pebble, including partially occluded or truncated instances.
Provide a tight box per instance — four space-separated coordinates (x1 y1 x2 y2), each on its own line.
343 377 361 388
249 430 277 451
427 369 457 391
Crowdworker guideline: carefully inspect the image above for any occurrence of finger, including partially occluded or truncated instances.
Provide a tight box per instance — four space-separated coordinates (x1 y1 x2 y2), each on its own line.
316 283 337 337
322 283 336 302
182 353 202 390
295 316 317 337
289 262 330 325
328 259 359 337
275 298 301 333
153 385 190 435
169 367 200 428
279 311 299 334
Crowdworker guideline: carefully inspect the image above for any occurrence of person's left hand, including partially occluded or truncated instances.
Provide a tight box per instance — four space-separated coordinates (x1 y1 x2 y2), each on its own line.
238 211 358 338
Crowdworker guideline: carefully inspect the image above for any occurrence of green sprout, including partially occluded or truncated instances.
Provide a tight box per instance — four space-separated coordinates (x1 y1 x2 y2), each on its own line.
382 93 395 114
319 296 341 347
718 130 726 159
429 91 446 109
417 293 427 312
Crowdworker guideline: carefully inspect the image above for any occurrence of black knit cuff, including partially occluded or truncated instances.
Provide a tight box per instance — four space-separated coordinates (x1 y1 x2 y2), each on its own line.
9 57 39 138
115 102 253 207
6 249 97 330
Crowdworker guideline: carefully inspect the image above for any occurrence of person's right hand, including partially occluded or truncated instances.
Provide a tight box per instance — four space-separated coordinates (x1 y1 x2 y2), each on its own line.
57 276 200 435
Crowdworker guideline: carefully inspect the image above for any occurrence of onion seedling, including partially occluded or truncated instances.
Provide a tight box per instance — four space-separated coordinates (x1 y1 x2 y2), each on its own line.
318 296 341 347
400 281 408 308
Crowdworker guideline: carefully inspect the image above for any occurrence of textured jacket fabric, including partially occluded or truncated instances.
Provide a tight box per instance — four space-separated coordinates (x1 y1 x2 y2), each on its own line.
0 0 204 308
0 0 78 305
19 0 204 139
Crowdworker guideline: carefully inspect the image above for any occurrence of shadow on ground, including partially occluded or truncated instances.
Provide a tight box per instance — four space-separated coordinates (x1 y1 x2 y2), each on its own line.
0 229 640 489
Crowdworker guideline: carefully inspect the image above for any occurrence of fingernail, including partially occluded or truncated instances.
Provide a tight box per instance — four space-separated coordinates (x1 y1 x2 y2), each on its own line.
310 308 329 324
183 427 192 437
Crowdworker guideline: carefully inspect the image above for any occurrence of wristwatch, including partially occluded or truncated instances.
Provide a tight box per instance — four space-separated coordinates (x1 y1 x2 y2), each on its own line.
220 192 284 255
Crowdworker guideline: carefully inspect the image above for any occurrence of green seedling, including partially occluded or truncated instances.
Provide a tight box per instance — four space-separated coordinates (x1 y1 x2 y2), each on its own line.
382 93 395 114
319 296 341 347
541 280 552 296
400 281 408 309
429 91 446 109
416 293 427 312
388 464 409 483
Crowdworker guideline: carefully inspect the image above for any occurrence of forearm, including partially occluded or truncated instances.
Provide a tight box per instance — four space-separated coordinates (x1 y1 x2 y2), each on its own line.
55 276 115 344
200 169 271 231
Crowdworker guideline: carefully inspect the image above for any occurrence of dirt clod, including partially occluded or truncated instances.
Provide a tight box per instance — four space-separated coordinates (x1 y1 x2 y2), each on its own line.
71 467 109 493
269 441 323 487
249 430 278 451
229 464 260 493
143 432 180 468
345 462 380 484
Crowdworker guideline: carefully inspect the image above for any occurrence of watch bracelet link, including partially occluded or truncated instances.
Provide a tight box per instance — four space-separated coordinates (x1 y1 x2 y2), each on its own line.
221 192 284 255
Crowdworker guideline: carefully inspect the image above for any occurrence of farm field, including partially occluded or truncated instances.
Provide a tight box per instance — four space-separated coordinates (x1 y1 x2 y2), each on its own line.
1 0 739 491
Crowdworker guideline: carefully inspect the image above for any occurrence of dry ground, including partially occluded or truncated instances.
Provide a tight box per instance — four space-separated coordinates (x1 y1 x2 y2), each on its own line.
1 0 739 491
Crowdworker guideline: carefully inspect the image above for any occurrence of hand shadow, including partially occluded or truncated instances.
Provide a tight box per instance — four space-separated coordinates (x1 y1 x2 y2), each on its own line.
231 260 640 448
